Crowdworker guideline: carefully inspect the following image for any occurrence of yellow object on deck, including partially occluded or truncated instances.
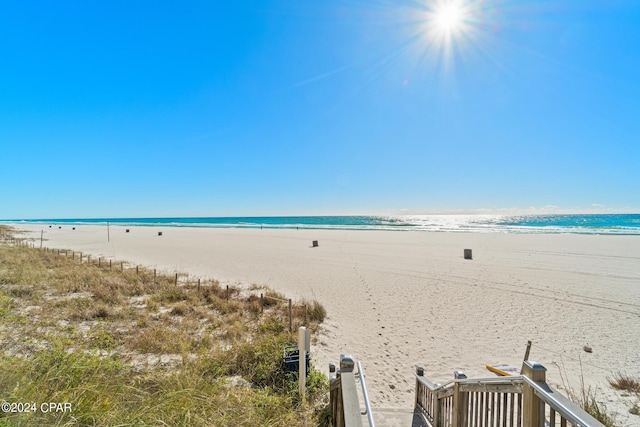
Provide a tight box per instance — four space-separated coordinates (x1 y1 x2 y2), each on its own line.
486 364 521 376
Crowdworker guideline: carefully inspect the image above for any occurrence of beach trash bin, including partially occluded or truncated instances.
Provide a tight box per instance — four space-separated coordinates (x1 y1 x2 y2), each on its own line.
312 240 319 247
464 249 472 260
283 345 310 376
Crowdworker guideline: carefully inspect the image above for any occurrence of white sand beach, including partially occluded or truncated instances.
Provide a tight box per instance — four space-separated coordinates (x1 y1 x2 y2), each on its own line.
12 224 640 422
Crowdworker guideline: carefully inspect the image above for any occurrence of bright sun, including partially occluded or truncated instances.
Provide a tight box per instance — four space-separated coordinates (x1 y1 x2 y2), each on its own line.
417 0 475 65
406 0 482 72
434 4 464 33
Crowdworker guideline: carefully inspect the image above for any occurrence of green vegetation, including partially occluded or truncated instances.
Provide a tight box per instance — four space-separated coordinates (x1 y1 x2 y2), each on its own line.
577 388 618 427
0 226 328 426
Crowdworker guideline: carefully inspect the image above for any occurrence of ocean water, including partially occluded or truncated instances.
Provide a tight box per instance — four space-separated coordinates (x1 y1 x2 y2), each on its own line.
4 214 640 235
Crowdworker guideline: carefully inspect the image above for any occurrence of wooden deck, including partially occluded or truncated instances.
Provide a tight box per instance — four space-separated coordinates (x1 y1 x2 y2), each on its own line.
330 357 606 427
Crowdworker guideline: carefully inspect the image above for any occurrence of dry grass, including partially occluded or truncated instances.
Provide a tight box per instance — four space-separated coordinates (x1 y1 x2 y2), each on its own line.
0 226 329 426
556 359 619 427
608 372 640 394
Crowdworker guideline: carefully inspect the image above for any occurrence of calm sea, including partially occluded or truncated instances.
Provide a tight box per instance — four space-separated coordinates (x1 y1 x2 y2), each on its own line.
4 214 640 235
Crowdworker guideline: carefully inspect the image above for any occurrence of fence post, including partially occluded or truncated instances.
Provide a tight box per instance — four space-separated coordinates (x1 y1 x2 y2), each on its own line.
226 285 229 300
522 361 546 427
175 273 178 285
289 299 293 332
260 293 264 313
453 371 468 427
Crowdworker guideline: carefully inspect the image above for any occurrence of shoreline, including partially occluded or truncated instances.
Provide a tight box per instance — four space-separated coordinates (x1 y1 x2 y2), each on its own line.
5 212 640 235
9 223 640 422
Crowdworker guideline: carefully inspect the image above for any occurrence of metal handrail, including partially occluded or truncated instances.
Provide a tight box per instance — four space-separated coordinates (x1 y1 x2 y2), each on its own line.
356 361 375 427
522 376 604 427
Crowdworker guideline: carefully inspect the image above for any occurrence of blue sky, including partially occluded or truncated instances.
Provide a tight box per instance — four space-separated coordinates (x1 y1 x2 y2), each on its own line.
1 0 639 218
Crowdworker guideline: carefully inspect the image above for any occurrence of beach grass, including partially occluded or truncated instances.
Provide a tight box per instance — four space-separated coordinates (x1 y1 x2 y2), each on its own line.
608 372 640 394
0 225 328 426
555 359 621 427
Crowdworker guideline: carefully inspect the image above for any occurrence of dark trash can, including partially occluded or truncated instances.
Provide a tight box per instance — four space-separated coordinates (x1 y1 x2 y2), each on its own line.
283 345 310 375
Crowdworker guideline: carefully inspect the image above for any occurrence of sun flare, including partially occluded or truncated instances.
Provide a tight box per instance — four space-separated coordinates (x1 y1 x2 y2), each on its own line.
411 0 479 70
434 3 464 33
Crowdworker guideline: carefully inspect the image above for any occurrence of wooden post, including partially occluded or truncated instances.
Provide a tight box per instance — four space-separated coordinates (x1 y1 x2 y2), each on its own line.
433 384 440 427
121 262 124 271
98 258 101 267
338 355 361 427
288 299 293 332
260 293 264 313
136 265 139 275
415 366 424 409
523 340 532 362
80 253 83 264
40 230 43 248
304 304 308 325
522 361 546 427
154 269 157 282
453 371 468 427
197 279 201 293
175 273 178 285
329 364 340 427
109 259 112 269
226 285 229 300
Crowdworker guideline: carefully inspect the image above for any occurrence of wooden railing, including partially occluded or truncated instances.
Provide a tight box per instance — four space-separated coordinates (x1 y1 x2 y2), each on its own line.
414 361 605 427
330 355 373 427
